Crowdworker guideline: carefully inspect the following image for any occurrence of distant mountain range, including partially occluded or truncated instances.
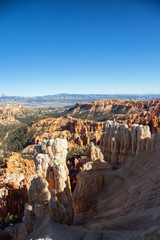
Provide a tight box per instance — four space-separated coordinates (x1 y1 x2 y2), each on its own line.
0 94 8 97
0 93 160 109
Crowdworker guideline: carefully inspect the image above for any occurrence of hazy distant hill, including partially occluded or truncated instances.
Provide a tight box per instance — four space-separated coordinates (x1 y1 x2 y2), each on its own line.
0 93 160 109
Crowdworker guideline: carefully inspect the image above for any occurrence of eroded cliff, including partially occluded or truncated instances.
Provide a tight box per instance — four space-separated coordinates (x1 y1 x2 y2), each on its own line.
67 99 160 133
100 120 160 165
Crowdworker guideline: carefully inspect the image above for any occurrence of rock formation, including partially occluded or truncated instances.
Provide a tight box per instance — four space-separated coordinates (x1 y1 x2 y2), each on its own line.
72 143 111 213
100 120 160 165
28 116 106 149
0 153 35 221
0 104 27 125
83 146 160 240
4 141 160 240
67 142 105 193
67 99 160 133
2 121 160 240
20 138 74 239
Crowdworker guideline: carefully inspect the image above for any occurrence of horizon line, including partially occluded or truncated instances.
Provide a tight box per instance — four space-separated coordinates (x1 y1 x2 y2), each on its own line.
0 93 160 98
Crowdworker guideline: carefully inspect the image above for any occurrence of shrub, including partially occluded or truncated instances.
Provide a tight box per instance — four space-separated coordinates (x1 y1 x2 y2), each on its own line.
67 146 89 160
4 127 35 152
0 157 3 164
5 213 18 224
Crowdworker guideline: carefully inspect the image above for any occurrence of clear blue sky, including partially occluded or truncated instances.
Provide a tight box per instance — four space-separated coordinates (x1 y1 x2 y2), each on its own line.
0 0 160 96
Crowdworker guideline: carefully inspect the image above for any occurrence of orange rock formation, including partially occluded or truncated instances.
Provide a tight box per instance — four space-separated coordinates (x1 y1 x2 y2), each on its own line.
29 115 106 149
67 99 160 133
0 153 35 220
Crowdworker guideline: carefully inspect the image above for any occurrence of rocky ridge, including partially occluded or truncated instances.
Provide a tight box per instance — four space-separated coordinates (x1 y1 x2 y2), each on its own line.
67 99 160 133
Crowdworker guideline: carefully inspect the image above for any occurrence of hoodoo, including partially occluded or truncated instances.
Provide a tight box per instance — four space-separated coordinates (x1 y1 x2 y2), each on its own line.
17 139 74 239
2 122 160 240
100 120 160 165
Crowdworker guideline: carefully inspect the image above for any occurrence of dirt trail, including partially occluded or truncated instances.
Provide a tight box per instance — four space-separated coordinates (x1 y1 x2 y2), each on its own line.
0 132 9 147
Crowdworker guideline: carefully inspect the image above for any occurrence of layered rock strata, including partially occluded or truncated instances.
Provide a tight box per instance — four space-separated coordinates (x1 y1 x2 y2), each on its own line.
100 120 160 165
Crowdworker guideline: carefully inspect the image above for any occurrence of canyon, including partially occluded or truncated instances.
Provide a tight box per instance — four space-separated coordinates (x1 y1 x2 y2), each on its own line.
67 99 160 133
0 121 160 239
24 99 160 153
0 99 160 239
29 115 106 149
1 99 160 158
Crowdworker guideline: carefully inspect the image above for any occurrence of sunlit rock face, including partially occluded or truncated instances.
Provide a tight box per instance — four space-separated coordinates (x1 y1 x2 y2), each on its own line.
69 99 160 133
30 116 106 150
100 120 160 165
20 138 74 238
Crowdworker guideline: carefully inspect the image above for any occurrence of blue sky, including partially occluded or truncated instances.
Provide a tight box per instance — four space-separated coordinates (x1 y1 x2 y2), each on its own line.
0 0 160 96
